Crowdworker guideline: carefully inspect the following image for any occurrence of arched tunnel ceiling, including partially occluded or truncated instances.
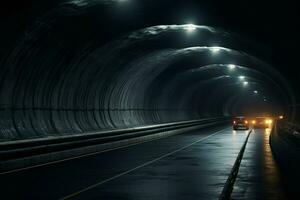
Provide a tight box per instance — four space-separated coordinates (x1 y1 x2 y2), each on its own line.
0 1 297 140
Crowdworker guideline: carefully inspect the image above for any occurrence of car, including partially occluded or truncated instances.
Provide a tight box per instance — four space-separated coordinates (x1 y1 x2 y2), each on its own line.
233 117 249 130
253 117 273 128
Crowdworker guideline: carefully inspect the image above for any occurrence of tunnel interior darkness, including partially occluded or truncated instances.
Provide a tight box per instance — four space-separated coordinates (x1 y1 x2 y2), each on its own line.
0 2 296 140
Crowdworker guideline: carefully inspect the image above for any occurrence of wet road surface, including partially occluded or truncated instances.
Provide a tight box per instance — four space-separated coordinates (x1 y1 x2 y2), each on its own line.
0 125 281 200
231 128 286 200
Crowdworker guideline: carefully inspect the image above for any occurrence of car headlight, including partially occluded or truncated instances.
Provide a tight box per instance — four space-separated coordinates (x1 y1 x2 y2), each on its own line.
265 119 273 124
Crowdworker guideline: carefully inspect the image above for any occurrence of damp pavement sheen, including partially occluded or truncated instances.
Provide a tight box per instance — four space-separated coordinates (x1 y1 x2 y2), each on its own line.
0 125 249 200
66 128 249 200
231 128 287 200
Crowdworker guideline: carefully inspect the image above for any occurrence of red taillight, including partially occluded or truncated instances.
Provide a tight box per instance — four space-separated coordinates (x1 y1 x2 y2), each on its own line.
233 121 236 124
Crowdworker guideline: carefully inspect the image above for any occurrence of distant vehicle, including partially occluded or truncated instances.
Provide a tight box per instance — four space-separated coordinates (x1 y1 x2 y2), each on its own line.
253 117 273 128
233 116 249 130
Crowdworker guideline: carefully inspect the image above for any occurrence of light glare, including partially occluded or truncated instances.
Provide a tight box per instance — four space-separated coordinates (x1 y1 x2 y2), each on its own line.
210 47 221 54
228 64 236 70
265 119 273 124
184 24 197 32
239 76 245 80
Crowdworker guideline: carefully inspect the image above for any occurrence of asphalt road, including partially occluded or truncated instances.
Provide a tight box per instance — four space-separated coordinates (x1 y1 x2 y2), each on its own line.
0 125 251 200
231 128 286 200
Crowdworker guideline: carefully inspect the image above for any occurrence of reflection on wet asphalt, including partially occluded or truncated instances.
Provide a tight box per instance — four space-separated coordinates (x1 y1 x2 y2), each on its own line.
231 128 286 200
70 127 249 200
4 125 275 200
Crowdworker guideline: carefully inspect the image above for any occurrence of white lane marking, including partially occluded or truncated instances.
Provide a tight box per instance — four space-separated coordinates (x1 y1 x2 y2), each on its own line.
59 127 228 200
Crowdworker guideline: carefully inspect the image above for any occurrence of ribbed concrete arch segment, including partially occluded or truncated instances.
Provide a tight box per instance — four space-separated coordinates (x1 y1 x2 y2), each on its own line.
0 4 294 140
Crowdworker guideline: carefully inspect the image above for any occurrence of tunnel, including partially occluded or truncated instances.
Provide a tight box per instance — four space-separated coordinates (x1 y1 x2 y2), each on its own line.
2 1 300 200
0 1 294 140
0 1 296 141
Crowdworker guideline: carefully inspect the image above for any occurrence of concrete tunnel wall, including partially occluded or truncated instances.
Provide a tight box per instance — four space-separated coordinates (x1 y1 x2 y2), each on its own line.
0 3 294 140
